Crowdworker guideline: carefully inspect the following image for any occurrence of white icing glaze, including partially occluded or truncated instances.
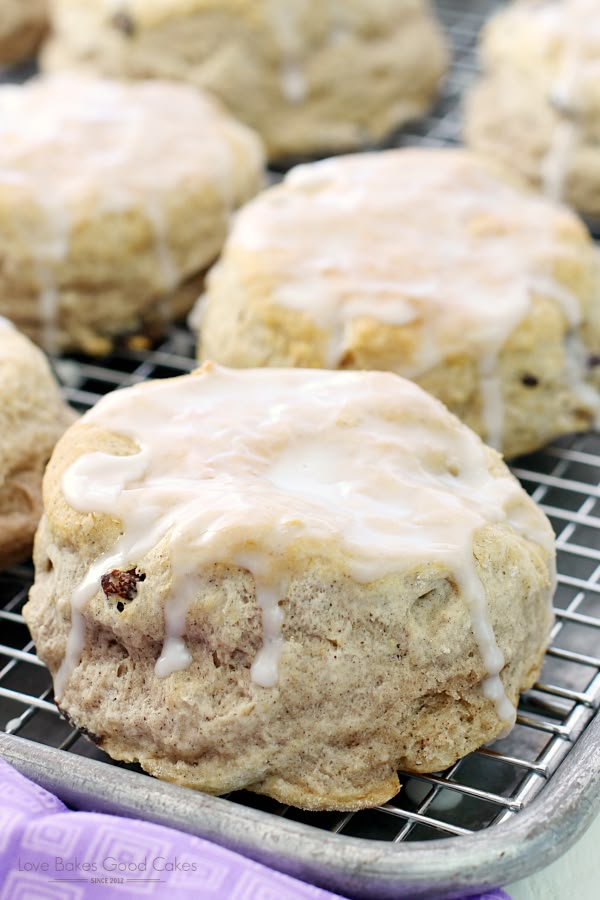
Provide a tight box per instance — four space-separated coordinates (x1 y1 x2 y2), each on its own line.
56 364 555 726
234 552 286 688
0 76 246 349
211 149 588 448
513 0 600 202
187 292 207 333
144 197 180 332
541 25 582 203
268 0 309 104
280 63 308 105
542 121 577 204
37 266 62 356
328 0 352 47
268 0 355 105
529 275 581 328
0 316 15 330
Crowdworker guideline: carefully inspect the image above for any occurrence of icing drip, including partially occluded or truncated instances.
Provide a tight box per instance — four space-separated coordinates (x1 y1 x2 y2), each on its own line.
529 275 582 328
0 77 243 350
272 0 355 99
454 559 513 725
155 575 194 679
280 63 308 105
145 198 180 332
213 149 589 449
145 199 178 293
534 0 600 201
188 293 207 334
235 552 286 688
57 364 555 727
37 265 61 356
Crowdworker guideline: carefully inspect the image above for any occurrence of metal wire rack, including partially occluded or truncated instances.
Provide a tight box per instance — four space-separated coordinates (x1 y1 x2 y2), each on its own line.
1 0 599 896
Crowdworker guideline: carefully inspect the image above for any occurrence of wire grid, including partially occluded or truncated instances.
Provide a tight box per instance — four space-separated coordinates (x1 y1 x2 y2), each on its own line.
1 0 600 848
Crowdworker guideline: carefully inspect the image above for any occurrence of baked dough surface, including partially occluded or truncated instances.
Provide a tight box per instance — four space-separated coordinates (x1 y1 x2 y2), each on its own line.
0 75 264 353
0 320 74 568
0 0 47 66
24 363 555 809
199 148 600 457
42 0 449 159
465 0 600 220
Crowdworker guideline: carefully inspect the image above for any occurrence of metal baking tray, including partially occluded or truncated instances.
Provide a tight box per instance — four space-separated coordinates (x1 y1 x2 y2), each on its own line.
1 1 599 897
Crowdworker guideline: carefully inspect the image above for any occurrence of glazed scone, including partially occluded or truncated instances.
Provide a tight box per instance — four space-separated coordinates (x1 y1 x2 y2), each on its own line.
199 148 600 458
0 75 264 354
0 0 47 66
42 0 449 160
24 363 555 810
465 0 600 221
0 319 73 569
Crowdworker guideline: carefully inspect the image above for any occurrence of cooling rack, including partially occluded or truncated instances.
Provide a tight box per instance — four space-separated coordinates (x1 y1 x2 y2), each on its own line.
1 1 599 898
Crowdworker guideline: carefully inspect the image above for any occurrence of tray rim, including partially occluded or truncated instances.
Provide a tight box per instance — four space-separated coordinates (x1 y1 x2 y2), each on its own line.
1 718 599 900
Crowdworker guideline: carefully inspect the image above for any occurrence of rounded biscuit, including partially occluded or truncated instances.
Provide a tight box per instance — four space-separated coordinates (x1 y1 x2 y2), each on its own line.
465 0 600 221
0 0 47 66
199 148 600 458
0 74 265 354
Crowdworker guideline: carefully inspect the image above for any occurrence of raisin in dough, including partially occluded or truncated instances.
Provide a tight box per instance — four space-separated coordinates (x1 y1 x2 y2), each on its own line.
199 148 600 458
24 363 555 810
42 0 449 160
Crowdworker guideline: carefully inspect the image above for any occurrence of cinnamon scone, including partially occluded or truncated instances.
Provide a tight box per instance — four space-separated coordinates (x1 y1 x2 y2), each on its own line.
198 148 600 458
0 75 264 354
0 318 73 569
0 0 47 66
42 0 449 160
465 0 600 221
24 363 555 810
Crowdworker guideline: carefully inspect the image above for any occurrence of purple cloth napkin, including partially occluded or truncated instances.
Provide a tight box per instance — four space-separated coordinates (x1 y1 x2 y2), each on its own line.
0 759 510 900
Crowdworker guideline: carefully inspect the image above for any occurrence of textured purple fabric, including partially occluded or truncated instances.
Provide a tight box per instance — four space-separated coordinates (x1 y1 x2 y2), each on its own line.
0 759 511 899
